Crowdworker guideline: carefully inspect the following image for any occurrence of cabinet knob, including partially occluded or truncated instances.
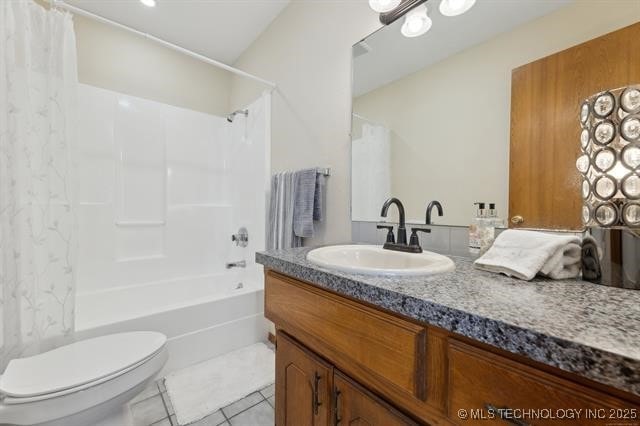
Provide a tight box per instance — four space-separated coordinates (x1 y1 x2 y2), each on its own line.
511 215 524 224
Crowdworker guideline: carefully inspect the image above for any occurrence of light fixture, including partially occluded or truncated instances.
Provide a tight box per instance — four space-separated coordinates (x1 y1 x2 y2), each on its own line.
401 4 432 38
578 85 640 290
439 0 476 17
369 0 401 13
139 0 156 7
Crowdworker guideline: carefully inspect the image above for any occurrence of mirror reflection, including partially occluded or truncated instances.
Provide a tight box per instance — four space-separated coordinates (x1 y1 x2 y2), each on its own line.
351 0 634 227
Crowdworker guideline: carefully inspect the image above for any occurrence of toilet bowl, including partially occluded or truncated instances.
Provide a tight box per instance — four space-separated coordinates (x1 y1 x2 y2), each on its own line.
0 331 168 426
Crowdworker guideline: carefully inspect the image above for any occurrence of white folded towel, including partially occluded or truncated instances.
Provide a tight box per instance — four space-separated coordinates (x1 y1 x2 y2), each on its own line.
474 230 581 281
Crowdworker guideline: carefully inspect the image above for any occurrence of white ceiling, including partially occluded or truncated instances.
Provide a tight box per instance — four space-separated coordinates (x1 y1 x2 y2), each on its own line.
354 0 573 96
65 0 290 64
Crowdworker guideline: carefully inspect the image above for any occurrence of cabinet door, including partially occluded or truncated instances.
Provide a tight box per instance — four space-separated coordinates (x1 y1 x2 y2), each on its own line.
276 332 332 426
334 371 418 426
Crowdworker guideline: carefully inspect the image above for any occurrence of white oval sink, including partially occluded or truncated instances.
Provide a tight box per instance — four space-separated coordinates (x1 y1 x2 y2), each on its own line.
307 245 455 277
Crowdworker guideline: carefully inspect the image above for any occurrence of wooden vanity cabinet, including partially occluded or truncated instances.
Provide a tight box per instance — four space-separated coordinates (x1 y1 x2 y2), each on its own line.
266 270 640 426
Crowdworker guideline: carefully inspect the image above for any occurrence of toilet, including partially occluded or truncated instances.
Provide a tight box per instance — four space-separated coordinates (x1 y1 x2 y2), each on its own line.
0 332 168 426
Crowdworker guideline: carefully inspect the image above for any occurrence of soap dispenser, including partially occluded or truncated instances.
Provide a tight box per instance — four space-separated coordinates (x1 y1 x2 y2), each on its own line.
487 203 504 228
469 202 495 256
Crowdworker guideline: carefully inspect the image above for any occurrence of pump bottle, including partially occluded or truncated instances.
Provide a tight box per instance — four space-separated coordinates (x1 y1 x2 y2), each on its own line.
469 202 495 255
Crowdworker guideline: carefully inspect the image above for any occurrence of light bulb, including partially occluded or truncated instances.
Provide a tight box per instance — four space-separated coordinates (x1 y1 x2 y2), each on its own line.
140 0 156 7
408 17 423 32
439 0 476 16
401 4 432 38
369 0 401 13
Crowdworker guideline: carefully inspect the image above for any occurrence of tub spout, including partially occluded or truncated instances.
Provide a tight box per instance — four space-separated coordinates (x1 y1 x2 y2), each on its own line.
226 260 246 269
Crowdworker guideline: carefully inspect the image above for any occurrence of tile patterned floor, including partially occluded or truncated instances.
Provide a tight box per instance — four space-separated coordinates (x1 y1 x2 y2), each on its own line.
129 379 275 426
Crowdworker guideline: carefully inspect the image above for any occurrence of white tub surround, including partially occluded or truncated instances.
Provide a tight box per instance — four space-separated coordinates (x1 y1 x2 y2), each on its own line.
75 84 270 373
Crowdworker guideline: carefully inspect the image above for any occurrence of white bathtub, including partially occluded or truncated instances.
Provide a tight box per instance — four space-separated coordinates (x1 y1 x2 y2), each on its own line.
75 273 268 374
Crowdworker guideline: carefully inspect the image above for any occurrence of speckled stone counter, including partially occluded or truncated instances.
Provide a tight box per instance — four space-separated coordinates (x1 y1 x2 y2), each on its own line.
256 246 640 396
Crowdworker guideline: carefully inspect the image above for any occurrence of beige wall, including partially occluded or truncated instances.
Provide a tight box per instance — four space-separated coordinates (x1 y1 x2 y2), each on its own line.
74 15 232 116
354 0 640 226
229 1 380 245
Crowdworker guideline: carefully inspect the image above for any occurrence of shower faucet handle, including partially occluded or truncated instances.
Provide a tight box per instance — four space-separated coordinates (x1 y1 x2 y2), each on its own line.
231 227 249 247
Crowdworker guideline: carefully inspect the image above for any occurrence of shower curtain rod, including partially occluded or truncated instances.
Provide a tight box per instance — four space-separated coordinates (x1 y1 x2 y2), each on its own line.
50 0 277 90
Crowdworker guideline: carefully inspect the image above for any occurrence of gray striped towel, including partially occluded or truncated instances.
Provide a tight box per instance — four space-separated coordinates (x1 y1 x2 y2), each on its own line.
267 171 303 250
293 168 324 238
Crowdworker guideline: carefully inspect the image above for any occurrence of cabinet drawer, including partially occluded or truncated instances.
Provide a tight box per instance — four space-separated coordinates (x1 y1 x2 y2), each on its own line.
265 270 427 400
448 340 636 425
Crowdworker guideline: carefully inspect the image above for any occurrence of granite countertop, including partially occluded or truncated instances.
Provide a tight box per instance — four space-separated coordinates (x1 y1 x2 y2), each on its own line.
256 246 640 396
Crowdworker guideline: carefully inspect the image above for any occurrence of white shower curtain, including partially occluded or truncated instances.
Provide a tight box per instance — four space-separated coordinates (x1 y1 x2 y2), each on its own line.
351 123 391 221
0 0 78 370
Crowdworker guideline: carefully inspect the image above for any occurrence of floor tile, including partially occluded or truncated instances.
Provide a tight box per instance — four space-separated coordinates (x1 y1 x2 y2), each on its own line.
130 382 161 405
131 394 168 426
169 414 178 426
259 383 275 399
190 410 227 426
222 392 264 419
229 401 274 426
267 395 274 408
161 391 175 415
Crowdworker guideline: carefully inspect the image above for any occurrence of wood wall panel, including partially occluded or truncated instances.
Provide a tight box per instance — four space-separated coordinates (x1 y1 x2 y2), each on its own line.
509 22 640 230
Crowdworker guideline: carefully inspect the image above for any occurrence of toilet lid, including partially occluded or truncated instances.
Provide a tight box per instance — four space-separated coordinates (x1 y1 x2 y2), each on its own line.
0 332 166 398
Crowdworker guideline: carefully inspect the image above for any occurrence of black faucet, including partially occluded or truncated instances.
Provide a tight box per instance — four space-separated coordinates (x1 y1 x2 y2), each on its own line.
380 198 407 245
425 200 443 225
379 198 429 253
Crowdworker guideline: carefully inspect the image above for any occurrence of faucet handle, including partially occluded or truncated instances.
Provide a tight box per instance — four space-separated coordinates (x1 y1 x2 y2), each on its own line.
231 227 249 247
409 227 431 249
376 225 395 244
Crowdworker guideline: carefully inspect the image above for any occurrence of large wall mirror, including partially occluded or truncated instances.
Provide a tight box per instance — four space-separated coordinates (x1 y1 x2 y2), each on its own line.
351 0 640 229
